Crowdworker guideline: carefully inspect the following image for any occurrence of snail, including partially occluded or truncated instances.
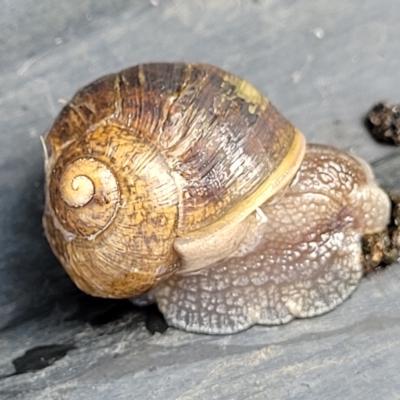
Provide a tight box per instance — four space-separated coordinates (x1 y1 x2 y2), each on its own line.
43 63 391 334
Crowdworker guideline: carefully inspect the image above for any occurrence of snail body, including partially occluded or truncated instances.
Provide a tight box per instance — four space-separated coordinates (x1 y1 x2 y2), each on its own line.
44 63 390 334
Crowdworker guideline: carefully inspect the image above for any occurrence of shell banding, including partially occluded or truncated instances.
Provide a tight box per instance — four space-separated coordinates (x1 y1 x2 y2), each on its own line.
43 63 305 299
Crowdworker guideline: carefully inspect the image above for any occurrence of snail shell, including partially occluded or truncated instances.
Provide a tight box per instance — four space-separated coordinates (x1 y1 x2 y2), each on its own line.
43 63 304 298
43 63 391 334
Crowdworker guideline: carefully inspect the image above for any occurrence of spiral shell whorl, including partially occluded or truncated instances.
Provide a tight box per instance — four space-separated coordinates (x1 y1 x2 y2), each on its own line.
52 158 119 238
45 123 180 297
60 170 94 208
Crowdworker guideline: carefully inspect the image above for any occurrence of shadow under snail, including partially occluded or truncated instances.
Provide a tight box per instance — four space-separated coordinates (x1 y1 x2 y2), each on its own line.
43 63 391 334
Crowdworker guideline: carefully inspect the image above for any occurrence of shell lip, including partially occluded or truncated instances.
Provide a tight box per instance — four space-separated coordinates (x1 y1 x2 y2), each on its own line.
180 129 306 239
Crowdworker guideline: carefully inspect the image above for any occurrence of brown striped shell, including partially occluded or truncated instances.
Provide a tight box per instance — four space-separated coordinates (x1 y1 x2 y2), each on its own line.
43 63 305 298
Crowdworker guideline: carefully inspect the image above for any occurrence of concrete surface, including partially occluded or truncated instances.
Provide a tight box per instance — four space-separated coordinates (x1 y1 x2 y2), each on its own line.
1 0 400 398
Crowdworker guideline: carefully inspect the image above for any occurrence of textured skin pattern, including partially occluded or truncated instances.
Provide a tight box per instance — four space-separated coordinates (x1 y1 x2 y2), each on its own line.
153 145 391 334
43 63 302 298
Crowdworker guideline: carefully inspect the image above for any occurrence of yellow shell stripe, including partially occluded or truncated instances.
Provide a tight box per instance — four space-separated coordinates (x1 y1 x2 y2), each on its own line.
222 72 269 114
182 128 306 238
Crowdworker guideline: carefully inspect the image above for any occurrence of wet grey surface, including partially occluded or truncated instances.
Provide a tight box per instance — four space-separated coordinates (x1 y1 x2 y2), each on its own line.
1 1 400 398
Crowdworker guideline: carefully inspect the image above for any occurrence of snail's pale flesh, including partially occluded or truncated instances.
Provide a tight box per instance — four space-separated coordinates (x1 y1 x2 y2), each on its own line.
152 144 390 333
